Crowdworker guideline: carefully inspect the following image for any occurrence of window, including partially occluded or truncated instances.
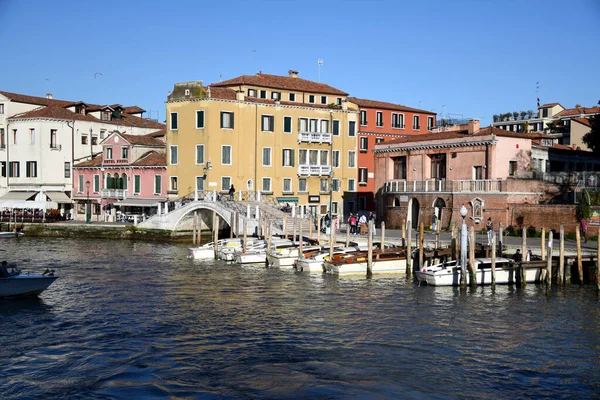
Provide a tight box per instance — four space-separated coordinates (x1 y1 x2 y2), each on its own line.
81 134 88 145
196 110 205 129
170 112 178 130
376 111 383 127
298 178 307 192
393 156 407 179
320 120 329 133
348 121 356 137
122 147 129 159
220 112 234 129
308 95 315 103
289 93 296 102
29 129 35 144
26 161 37 177
320 179 328 193
102 111 110 121
320 96 327 104
134 175 141 194
509 161 517 176
260 90 267 99
348 151 356 168
50 129 57 148
248 89 256 97
100 129 106 139
106 147 112 160
392 113 405 128
196 144 204 164
428 116 434 130
430 154 446 179
283 116 292 133
221 176 231 192
359 167 368 184
299 118 308 132
0 103 3 114
332 179 340 192
337 97 343 106
309 118 318 132
222 145 232 165
9 161 19 177
375 138 384 144
332 120 340 136
332 201 338 215
196 176 204 191
78 174 84 192
359 137 368 152
93 174 100 192
0 128 4 148
360 110 367 125
262 147 272 166
413 115 420 130
282 149 294 167
12 129 16 145
283 178 292 193
542 108 548 118
473 166 483 180
332 150 340 168
262 177 272 192
271 92 280 100
153 175 161 194
261 115 274 132
299 149 307 165
64 162 71 178
170 145 178 165
91 136 98 145
170 176 178 191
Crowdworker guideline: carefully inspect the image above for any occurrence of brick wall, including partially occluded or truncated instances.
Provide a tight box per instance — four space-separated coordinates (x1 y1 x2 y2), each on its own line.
508 204 579 233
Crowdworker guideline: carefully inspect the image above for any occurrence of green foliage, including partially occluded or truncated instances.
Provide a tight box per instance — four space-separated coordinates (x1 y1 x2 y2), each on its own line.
582 115 600 154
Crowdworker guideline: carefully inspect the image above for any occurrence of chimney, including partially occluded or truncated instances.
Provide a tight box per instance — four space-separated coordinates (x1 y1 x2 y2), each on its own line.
46 93 53 99
288 70 299 78
467 119 480 134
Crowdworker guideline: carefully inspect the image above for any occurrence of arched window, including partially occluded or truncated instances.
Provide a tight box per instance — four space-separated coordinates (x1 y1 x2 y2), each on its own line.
114 173 121 189
121 173 127 190
393 197 400 207
106 173 115 189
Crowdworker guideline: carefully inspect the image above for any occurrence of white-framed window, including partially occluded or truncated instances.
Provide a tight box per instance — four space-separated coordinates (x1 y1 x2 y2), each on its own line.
262 147 272 166
348 178 356 191
282 148 294 167
221 176 231 192
392 113 405 129
332 150 340 168
332 178 340 192
413 115 420 130
0 128 4 149
428 116 434 130
308 95 315 103
509 161 517 177
348 121 356 137
106 147 113 160
170 112 178 130
271 92 280 100
261 115 274 132
375 137 384 144
474 166 483 180
170 176 178 191
11 129 16 145
169 145 178 165
196 110 205 129
99 129 106 139
320 95 327 104
222 145 232 165
283 116 292 133
154 175 162 194
248 89 257 97
121 147 129 159
78 174 84 193
309 118 318 132
93 174 100 192
348 151 356 168
64 162 71 178
262 177 272 192
299 149 307 165
320 119 329 133
299 118 308 132
81 134 88 145
360 110 367 125
220 111 234 129
25 161 37 177
0 103 4 114
260 90 267 99
196 176 204 191
29 129 35 145
320 179 328 193
359 168 368 184
359 137 368 152
332 201 338 215
134 175 141 194
337 97 343 106
195 144 204 164
298 178 307 193
289 93 296 102
376 111 383 127
282 178 292 193
332 120 340 136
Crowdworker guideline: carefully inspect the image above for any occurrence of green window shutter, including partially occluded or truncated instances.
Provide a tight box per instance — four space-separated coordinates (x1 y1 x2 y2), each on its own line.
284 117 291 132
291 149 295 167
122 175 127 190
230 113 234 129
26 162 30 177
261 116 265 131
220 112 224 128
134 175 141 193
155 175 161 193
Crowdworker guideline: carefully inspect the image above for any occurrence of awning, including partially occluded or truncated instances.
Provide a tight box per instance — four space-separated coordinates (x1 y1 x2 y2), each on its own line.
114 198 161 207
0 191 38 201
0 200 58 210
276 197 299 203
46 191 72 203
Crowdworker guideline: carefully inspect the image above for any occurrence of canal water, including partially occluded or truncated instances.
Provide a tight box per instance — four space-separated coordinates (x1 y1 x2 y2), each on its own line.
1 238 599 399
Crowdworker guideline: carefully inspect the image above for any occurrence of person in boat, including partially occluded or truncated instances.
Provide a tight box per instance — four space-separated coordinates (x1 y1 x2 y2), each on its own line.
513 249 522 263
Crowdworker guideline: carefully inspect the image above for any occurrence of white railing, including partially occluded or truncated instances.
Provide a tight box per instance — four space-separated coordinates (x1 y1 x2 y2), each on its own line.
298 165 332 176
297 131 332 144
384 179 503 193
101 189 128 199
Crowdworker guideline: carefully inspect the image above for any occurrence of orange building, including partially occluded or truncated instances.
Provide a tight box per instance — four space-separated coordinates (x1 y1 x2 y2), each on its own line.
347 97 436 212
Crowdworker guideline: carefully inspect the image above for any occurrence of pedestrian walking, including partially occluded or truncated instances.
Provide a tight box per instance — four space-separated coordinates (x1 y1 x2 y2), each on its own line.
228 184 235 201
486 217 493 246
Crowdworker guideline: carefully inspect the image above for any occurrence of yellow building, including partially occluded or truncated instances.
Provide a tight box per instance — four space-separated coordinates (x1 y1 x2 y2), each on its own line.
166 70 359 217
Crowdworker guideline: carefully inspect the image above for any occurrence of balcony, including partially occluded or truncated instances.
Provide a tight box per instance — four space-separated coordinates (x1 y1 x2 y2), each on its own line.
298 165 332 176
384 179 504 193
297 131 332 144
101 189 128 199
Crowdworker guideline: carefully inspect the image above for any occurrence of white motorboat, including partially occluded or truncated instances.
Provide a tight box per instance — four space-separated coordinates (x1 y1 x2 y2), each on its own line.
294 246 368 273
188 238 255 260
0 262 57 298
266 244 321 268
234 239 296 264
323 249 407 276
0 232 24 238
415 257 540 286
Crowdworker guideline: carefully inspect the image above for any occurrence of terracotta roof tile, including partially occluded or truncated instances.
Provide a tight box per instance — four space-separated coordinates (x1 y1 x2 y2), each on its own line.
208 86 237 100
123 105 146 114
348 97 435 115
0 90 73 107
211 72 348 96
554 106 600 118
572 117 591 127
120 132 165 146
131 151 166 167
74 154 103 167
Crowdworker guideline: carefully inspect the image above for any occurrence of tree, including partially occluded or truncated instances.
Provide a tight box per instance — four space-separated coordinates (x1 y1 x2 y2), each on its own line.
582 115 600 154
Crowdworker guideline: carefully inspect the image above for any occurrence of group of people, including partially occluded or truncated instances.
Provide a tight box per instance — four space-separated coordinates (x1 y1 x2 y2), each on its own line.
347 212 376 235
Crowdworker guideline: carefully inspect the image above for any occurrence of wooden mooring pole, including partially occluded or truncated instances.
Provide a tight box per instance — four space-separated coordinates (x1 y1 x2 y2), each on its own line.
243 217 247 253
267 219 272 259
367 220 373 278
299 219 303 253
546 230 553 288
329 220 335 259
520 227 527 287
293 217 297 244
193 211 198 245
498 222 503 257
559 225 565 285
284 215 288 240
401 218 406 248
309 214 313 241
419 221 424 271
230 212 235 239
345 219 350 247
235 211 239 238
576 227 583 285
212 211 218 260
469 226 476 287
491 231 497 287
381 221 386 250
435 221 440 250
406 220 412 276
541 226 546 261
451 223 457 261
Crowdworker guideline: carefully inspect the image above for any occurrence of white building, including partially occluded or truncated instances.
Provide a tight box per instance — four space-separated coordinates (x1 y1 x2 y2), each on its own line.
0 91 165 216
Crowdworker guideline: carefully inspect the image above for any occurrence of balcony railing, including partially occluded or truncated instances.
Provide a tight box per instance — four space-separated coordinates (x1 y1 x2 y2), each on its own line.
101 189 128 199
298 165 332 176
384 179 504 193
297 131 332 144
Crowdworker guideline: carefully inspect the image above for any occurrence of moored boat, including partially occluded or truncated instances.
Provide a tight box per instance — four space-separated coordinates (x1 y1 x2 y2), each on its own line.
0 232 24 238
0 262 57 298
294 246 368 273
323 248 407 276
266 244 321 268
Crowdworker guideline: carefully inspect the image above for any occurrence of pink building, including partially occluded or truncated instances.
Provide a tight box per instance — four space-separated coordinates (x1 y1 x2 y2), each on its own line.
73 130 166 222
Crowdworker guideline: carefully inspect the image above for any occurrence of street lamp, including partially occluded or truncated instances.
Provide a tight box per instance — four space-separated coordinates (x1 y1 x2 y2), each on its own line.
86 180 91 224
460 204 468 287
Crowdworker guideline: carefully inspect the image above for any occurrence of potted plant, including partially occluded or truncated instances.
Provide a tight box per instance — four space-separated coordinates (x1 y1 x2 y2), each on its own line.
513 111 520 120
520 111 527 120
527 110 534 119
493 114 499 123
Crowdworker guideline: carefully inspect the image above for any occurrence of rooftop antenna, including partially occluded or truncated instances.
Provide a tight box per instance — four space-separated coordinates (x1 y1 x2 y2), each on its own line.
536 81 541 108
317 58 324 82
219 74 223 82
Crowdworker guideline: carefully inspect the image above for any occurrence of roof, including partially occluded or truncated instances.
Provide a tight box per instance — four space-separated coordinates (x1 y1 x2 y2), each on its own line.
0 90 73 107
347 97 435 115
244 96 343 110
210 72 348 95
540 103 562 108
554 106 600 118
119 132 165 146
572 117 591 127
208 86 236 100
123 105 146 114
131 151 166 167
74 154 103 167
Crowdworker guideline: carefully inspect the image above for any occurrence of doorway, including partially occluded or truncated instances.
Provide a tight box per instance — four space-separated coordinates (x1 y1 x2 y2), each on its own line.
410 198 420 229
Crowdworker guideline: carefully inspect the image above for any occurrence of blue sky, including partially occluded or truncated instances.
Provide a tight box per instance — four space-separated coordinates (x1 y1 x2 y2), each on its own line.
1 0 599 124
